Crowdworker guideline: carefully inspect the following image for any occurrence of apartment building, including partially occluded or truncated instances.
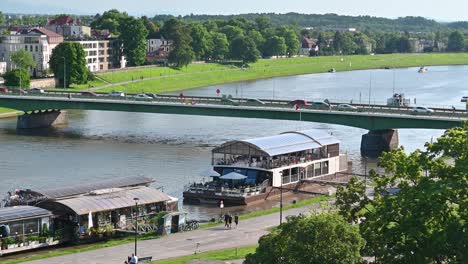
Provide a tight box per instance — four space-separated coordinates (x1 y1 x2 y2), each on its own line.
71 39 123 72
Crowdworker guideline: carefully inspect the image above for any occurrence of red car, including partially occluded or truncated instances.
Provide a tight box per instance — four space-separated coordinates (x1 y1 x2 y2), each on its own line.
0 87 10 93
288 99 309 106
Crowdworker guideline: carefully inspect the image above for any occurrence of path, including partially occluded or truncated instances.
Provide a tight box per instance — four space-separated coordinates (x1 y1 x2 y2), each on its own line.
25 204 324 264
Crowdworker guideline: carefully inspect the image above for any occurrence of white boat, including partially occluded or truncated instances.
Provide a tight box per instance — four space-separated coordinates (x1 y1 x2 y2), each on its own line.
387 93 410 107
183 130 349 205
418 66 428 73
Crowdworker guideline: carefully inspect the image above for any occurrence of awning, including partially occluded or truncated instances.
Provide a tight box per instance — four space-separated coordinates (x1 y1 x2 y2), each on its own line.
199 168 221 177
39 187 170 216
220 172 247 180
0 206 52 223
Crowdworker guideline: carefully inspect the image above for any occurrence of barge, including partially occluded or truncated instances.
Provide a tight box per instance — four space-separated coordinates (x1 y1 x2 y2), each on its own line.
183 129 348 206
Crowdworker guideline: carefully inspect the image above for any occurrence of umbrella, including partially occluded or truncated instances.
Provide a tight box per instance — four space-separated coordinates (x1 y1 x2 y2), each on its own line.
199 168 221 177
220 172 247 180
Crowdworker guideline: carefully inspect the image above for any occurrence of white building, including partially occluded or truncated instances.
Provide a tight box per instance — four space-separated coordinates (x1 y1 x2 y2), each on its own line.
0 28 63 77
71 39 122 72
0 62 7 75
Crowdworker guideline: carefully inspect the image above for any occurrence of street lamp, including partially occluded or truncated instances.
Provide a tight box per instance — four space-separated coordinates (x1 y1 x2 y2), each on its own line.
279 171 283 225
62 57 66 89
133 197 140 256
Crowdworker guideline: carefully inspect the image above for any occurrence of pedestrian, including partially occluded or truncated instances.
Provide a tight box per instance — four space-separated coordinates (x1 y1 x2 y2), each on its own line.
224 212 229 228
129 253 138 264
68 93 71 99
452 105 456 113
228 214 232 229
234 214 239 228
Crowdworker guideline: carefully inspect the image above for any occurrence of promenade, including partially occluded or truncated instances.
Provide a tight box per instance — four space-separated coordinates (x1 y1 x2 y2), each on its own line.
26 204 321 264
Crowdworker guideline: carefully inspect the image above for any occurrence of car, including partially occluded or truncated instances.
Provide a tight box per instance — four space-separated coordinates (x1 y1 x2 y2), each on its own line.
81 91 98 97
335 104 358 111
145 93 158 99
29 88 45 94
17 89 28 94
221 98 239 106
134 94 153 101
288 99 309 106
109 91 125 97
411 106 434 114
0 87 10 93
308 101 331 110
245 98 266 105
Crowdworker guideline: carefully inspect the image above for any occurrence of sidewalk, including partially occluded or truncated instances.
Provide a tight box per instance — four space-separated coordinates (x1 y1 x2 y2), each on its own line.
26 204 322 264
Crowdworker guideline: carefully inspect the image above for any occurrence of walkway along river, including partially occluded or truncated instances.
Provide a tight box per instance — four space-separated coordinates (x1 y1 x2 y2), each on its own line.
0 66 466 220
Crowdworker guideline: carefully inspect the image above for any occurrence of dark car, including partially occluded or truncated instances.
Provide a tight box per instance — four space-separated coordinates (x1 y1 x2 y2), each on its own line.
81 91 98 97
145 93 158 99
288 99 309 106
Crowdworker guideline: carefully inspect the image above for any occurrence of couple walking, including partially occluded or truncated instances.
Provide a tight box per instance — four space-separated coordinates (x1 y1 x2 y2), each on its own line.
224 212 239 229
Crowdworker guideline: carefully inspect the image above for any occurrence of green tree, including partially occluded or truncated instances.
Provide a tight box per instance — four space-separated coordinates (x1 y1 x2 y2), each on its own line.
263 36 287 57
245 213 365 264
10 50 36 70
119 17 148 66
220 25 244 42
229 36 260 64
334 32 357 55
49 42 88 87
338 123 468 263
0 11 5 26
141 16 160 39
246 30 265 55
336 177 368 223
277 26 299 56
189 23 212 60
209 32 229 61
91 9 129 35
165 20 194 67
448 31 465 52
3 69 30 88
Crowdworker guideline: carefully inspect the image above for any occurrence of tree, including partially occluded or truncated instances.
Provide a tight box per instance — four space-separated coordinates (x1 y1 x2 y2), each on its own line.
263 36 287 57
448 31 465 52
0 11 5 26
246 30 265 55
141 16 160 39
334 32 357 55
163 19 194 67
91 9 129 35
337 123 468 263
10 50 36 70
277 26 300 56
49 42 88 87
229 36 260 64
3 69 30 88
209 32 229 61
336 177 368 223
244 213 365 264
220 25 244 42
119 17 148 66
190 23 212 60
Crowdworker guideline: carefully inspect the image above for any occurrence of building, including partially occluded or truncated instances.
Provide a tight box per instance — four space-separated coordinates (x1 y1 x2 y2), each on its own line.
300 36 319 55
45 15 91 38
0 62 6 75
71 39 120 72
146 37 172 64
0 28 63 77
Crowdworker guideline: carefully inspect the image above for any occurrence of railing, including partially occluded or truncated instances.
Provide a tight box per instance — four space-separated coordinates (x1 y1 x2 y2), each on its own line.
215 154 326 170
185 183 264 197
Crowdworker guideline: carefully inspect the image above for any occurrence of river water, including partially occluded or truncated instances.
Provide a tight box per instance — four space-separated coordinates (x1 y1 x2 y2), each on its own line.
0 66 466 221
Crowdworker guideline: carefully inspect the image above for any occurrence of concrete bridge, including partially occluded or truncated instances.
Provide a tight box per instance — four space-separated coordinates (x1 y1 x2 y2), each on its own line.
0 94 465 157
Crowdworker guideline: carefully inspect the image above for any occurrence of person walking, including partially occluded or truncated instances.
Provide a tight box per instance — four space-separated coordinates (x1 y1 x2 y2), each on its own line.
224 212 229 228
234 214 239 228
228 214 233 229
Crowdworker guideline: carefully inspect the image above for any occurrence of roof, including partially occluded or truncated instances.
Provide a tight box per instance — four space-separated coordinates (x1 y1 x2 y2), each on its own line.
32 28 63 38
48 16 74 25
30 176 154 200
44 187 171 215
302 36 317 48
0 206 52 223
212 130 340 157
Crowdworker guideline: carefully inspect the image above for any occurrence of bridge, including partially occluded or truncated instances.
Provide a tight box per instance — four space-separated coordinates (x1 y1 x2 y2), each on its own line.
0 93 465 157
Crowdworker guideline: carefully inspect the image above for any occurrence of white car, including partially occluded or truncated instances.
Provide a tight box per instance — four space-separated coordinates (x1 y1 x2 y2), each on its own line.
411 106 434 114
335 104 358 111
134 94 153 101
109 91 125 97
29 88 45 94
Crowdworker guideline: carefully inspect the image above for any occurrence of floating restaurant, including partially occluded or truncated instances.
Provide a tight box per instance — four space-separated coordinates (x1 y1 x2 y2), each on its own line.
183 129 349 205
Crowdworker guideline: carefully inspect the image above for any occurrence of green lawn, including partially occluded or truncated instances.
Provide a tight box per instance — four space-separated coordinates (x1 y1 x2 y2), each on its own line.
83 53 468 94
152 245 258 264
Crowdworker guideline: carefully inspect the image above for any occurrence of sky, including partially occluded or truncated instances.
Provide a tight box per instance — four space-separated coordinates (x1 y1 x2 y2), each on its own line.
1 0 468 21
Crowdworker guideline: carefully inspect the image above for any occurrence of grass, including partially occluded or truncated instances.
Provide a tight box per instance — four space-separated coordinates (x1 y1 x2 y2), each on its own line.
0 108 17 114
77 53 468 94
199 195 330 229
152 245 258 264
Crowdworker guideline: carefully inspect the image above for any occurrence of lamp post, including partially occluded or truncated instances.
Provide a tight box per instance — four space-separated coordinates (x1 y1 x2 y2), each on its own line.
133 197 140 256
62 57 66 89
279 171 283 225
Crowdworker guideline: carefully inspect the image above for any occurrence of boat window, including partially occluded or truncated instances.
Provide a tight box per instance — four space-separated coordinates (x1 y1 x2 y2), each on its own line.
24 219 39 234
322 161 329 175
246 170 258 185
306 164 314 178
314 162 322 176
8 221 23 236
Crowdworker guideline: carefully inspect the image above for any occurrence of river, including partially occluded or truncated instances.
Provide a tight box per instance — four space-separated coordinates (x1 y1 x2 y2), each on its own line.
0 65 466 220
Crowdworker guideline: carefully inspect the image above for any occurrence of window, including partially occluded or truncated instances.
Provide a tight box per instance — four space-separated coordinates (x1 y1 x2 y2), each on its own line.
322 161 329 175
314 162 322 176
290 167 299 182
25 45 28 51
100 65 103 70
35 46 38 52
24 219 39 234
8 222 23 236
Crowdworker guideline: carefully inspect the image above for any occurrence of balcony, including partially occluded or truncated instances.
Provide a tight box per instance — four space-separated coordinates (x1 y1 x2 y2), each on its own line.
214 153 327 170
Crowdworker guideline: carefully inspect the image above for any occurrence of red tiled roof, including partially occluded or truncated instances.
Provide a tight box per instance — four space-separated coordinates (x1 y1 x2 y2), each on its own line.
48 16 74 26
33 27 63 38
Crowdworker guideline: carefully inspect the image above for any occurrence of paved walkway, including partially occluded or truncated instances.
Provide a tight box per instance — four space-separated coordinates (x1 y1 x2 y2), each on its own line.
26 204 322 264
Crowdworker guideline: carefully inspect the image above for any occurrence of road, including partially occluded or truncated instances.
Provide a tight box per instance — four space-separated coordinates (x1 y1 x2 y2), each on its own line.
25 204 322 264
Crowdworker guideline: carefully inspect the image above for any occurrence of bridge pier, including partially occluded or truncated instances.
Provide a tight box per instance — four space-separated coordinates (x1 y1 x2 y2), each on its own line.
17 110 68 129
360 129 399 158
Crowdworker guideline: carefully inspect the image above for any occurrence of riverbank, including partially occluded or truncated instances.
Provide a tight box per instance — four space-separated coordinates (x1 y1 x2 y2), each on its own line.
85 53 468 94
0 109 22 118
0 196 328 264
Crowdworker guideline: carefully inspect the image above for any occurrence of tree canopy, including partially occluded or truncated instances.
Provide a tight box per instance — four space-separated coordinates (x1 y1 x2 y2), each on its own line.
244 213 365 264
90 9 129 35
3 69 30 88
448 31 465 52
49 42 88 87
337 123 468 263
10 50 37 70
229 36 260 64
119 17 148 66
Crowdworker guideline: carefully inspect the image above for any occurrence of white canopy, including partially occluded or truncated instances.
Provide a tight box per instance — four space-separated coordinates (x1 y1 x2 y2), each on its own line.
220 172 247 180
199 168 221 177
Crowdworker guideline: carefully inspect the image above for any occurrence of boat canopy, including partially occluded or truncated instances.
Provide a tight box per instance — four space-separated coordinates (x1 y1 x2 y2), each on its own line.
0 206 52 223
220 172 248 180
38 187 170 216
28 176 154 200
212 130 340 157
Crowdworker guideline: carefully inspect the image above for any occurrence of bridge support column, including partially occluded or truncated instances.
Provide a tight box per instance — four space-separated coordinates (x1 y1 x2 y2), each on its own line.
360 129 399 158
17 110 68 129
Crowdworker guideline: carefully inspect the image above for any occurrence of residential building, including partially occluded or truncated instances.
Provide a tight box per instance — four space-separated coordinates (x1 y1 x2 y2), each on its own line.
300 36 319 55
0 28 63 77
0 62 7 75
46 15 91 38
146 37 172 63
71 38 123 72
